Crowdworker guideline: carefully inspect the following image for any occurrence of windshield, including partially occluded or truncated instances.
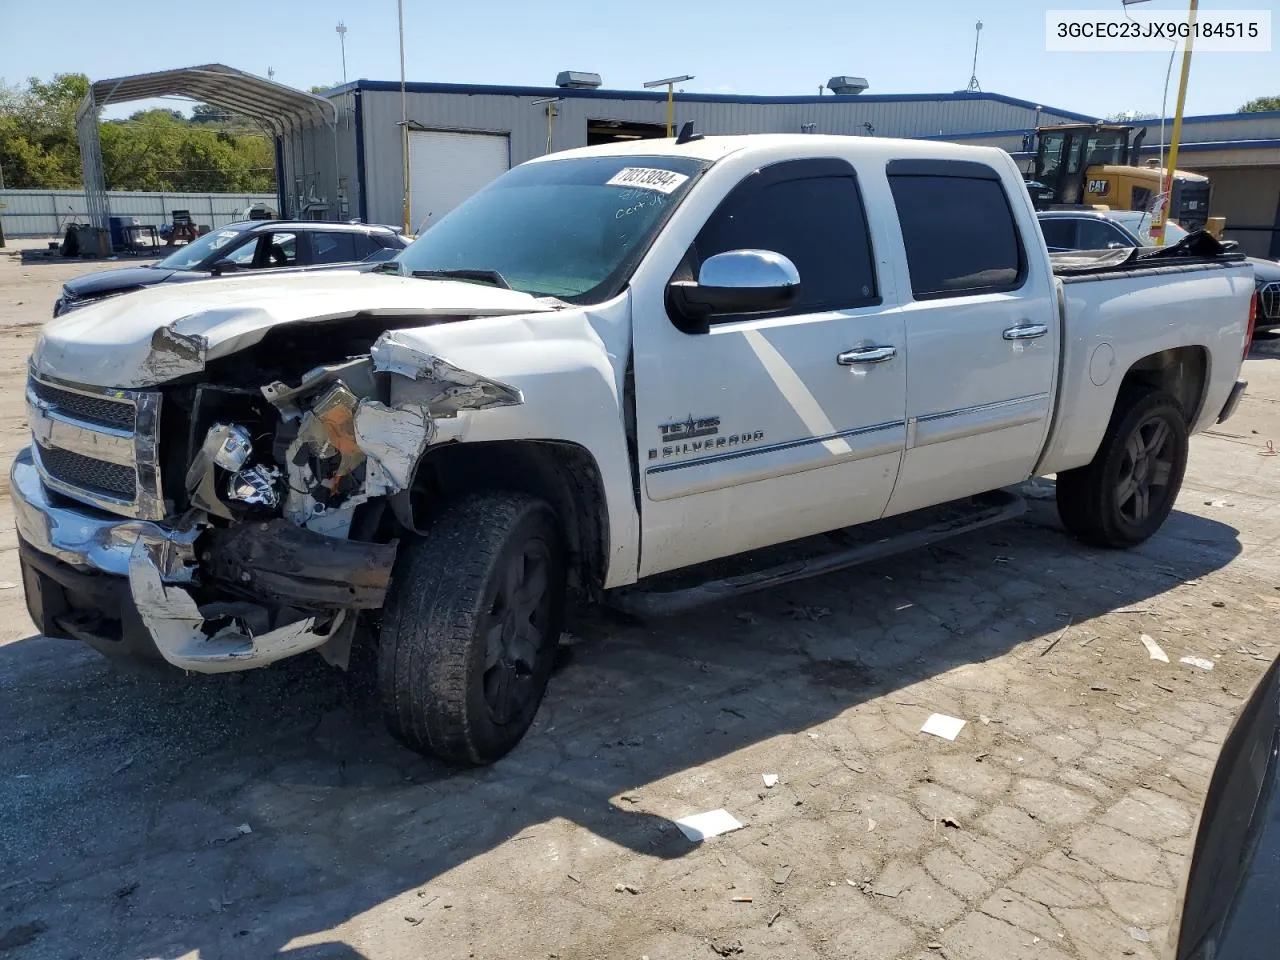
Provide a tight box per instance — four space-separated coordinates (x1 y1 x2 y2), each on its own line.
155 226 251 271
1113 212 1189 246
394 155 708 302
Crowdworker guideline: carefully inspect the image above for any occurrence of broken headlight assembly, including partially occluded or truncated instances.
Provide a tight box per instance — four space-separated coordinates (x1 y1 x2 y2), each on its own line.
185 421 284 519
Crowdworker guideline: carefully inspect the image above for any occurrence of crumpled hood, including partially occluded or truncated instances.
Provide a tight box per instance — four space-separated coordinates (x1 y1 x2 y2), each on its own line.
32 269 554 388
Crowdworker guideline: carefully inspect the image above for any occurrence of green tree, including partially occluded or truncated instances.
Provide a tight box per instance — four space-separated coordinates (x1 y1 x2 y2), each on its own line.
1239 95 1280 113
0 74 275 192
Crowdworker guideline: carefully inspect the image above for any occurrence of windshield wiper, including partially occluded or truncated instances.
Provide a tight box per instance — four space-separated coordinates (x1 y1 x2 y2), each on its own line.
411 268 511 289
371 260 401 274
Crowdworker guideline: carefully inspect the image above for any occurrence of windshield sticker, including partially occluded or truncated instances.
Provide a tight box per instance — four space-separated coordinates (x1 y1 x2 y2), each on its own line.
606 167 689 195
210 230 239 249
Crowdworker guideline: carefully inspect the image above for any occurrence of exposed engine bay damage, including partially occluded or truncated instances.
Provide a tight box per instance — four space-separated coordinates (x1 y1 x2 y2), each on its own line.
135 334 525 669
203 519 397 609
129 537 348 674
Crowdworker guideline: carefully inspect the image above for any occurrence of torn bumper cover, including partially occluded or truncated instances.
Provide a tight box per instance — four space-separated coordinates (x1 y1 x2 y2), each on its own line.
12 448 397 672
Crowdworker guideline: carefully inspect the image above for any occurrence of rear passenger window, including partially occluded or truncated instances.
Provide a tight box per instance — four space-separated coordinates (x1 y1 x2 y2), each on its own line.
694 170 878 317
311 232 359 264
889 172 1024 299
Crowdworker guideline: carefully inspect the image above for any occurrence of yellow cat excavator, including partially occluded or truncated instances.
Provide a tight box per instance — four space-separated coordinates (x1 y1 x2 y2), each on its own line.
1024 122 1216 234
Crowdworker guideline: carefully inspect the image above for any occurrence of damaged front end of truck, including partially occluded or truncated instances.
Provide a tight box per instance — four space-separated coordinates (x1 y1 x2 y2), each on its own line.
16 309 528 674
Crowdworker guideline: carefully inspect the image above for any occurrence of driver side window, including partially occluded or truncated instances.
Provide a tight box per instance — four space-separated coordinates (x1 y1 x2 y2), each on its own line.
223 236 261 267
690 162 879 323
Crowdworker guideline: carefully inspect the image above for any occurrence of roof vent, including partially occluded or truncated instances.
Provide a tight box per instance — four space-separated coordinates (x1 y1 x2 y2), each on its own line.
827 76 869 95
556 71 602 90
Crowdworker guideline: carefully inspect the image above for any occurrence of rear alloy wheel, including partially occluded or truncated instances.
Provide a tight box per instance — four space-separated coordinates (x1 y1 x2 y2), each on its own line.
1056 389 1189 548
378 492 565 764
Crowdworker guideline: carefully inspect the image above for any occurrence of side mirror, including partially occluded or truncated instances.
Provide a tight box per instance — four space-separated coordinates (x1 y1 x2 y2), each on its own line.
667 250 801 331
210 259 239 276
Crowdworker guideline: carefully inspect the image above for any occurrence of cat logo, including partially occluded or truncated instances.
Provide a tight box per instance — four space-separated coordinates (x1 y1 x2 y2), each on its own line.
1087 179 1110 196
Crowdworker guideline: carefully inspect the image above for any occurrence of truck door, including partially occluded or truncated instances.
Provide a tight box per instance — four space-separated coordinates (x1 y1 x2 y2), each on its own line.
631 158 907 577
881 159 1058 517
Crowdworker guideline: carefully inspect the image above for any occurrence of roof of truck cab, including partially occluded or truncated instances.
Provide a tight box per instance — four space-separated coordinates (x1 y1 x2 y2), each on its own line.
531 133 1014 167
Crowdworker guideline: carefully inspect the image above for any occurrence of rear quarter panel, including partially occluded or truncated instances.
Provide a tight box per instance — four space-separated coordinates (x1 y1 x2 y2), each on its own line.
1036 263 1253 475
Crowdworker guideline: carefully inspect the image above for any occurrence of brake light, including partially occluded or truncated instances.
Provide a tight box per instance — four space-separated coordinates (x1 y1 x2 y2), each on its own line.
1245 292 1257 363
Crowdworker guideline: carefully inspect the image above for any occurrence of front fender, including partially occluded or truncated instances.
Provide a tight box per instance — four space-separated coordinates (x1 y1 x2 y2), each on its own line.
375 295 640 587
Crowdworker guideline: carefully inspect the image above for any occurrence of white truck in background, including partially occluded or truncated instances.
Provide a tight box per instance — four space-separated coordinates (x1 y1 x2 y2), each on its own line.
14 134 1254 764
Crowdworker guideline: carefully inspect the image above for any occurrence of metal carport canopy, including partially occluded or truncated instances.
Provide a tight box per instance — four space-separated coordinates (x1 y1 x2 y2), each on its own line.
77 64 337 229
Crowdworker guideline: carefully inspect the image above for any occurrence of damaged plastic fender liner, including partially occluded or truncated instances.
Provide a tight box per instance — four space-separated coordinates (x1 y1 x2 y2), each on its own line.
203 519 398 609
370 333 523 417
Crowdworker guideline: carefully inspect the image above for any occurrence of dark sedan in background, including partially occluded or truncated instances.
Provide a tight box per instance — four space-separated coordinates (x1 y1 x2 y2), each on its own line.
52 220 410 316
1037 209 1280 333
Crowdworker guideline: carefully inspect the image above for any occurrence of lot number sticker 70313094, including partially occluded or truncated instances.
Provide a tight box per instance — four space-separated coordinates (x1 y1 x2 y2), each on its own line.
605 167 690 195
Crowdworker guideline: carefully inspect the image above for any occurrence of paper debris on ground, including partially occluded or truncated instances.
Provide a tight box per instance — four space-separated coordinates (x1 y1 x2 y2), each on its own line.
920 713 967 741
1140 634 1169 663
1180 656 1215 671
674 809 745 842
0 581 17 590
761 773 779 788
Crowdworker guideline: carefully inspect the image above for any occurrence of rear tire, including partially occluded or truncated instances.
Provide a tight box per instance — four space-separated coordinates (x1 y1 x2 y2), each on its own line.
1056 388 1189 548
378 492 565 765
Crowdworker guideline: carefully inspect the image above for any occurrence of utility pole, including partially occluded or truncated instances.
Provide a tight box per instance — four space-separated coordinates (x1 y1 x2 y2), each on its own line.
965 21 983 92
1155 0 1198 245
644 75 694 137
398 0 410 234
336 22 348 84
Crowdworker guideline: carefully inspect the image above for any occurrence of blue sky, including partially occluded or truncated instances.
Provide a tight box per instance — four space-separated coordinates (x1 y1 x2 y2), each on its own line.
3 0 1275 119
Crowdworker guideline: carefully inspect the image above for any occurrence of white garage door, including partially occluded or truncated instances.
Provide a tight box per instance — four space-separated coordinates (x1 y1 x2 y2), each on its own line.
408 130 510 232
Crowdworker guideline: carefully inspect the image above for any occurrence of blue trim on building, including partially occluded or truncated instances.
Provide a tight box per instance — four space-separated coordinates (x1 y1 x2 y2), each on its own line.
354 91 368 223
1129 109 1280 126
328 78 1097 121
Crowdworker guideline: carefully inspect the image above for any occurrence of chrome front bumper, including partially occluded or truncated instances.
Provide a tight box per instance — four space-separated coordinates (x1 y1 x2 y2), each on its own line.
11 447 198 582
11 448 345 672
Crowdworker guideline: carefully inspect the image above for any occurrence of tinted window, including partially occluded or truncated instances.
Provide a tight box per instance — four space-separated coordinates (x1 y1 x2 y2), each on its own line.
312 231 359 264
1038 219 1076 251
889 174 1024 299
1076 218 1135 250
224 236 262 267
262 232 297 267
351 233 385 259
694 174 877 316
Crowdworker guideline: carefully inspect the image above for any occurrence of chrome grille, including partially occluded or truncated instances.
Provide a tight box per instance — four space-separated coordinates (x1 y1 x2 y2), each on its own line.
28 378 135 430
26 373 165 520
35 445 136 500
1260 281 1280 322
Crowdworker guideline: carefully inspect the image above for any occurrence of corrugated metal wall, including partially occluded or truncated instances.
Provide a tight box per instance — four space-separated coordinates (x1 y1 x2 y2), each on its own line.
0 190 276 237
276 119 344 221
354 89 1085 226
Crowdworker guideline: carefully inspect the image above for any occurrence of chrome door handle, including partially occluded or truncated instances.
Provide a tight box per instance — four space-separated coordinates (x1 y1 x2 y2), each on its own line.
1003 323 1049 341
837 345 897 365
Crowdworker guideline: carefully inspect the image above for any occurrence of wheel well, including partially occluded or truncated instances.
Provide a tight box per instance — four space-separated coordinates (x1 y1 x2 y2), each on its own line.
402 441 609 599
1118 346 1208 425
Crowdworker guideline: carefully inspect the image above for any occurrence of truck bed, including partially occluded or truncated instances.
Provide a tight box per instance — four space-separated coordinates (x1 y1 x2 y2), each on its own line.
1050 241 1247 282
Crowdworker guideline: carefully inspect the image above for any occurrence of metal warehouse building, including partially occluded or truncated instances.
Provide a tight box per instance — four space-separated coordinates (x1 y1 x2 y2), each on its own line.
313 79 1092 233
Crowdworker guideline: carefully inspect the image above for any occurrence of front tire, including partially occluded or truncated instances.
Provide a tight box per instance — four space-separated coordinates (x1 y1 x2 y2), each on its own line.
378 493 565 764
1056 388 1189 548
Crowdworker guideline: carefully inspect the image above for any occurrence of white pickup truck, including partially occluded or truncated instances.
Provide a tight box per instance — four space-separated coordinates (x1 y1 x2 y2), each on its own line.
14 134 1254 764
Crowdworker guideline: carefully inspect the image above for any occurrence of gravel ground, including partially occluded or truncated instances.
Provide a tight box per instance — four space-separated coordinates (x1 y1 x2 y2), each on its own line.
1 248 1278 960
